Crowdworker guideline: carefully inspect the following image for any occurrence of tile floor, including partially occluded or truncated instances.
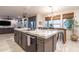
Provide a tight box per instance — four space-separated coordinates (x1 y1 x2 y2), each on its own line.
0 33 79 52
0 33 24 52
56 38 79 52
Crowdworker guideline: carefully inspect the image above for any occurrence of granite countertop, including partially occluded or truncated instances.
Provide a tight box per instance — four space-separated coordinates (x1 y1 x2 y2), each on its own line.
26 29 59 39
25 30 59 39
14 28 30 31
0 26 14 28
15 28 59 39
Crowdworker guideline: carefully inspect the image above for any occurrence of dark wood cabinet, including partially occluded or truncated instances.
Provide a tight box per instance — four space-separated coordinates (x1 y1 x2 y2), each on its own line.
62 12 74 19
14 31 37 52
21 33 27 50
14 30 22 46
37 38 44 52
0 28 14 34
14 30 19 44
18 32 22 46
22 33 37 52
26 36 37 52
14 30 58 52
37 34 58 52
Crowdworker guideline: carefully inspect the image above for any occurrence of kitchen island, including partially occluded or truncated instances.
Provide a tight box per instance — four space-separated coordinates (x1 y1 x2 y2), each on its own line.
14 28 62 52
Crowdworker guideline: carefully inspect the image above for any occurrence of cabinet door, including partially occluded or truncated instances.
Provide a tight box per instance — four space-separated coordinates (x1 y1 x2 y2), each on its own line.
21 33 27 50
44 38 53 52
27 36 37 52
37 38 44 52
18 31 22 46
14 30 19 44
22 34 37 52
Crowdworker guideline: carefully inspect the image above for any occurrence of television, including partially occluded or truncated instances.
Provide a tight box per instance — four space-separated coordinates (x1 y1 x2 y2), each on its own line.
0 21 11 26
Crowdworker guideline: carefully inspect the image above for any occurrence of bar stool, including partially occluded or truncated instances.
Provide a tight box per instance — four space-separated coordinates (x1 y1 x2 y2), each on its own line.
57 32 64 43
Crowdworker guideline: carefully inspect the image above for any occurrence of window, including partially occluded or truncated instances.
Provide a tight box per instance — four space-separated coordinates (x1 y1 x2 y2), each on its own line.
45 13 74 28
45 20 50 28
52 20 62 28
45 20 62 28
62 19 66 28
24 20 28 28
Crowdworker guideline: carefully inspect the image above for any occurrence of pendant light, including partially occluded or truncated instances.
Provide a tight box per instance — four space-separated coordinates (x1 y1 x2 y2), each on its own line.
22 8 27 18
48 6 53 20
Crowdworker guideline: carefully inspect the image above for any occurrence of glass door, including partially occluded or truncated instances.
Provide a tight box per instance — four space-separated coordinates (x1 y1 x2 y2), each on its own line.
28 16 36 29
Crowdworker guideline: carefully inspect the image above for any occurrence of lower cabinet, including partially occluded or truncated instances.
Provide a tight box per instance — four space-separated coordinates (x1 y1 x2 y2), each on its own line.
37 35 57 52
37 38 44 52
14 31 37 52
14 30 19 44
27 36 37 52
0 28 14 34
14 30 22 47
22 33 37 52
21 33 27 50
18 32 22 46
14 30 58 52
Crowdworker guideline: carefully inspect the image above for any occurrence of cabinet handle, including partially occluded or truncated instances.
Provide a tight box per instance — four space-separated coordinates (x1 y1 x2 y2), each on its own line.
31 37 35 39
30 40 32 44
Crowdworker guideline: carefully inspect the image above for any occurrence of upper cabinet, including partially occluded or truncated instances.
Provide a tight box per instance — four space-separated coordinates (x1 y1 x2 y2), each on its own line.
52 15 61 20
1 16 13 20
45 17 51 21
45 15 61 20
62 12 74 19
45 12 74 20
45 12 74 28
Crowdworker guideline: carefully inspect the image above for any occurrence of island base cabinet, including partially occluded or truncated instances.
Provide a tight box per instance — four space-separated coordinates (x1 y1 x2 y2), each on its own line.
52 34 58 51
45 35 57 52
37 35 58 52
18 32 22 46
14 30 19 44
14 30 22 46
21 33 27 50
44 38 53 52
29 36 37 52
22 33 37 52
37 37 53 52
14 30 58 52
37 38 44 52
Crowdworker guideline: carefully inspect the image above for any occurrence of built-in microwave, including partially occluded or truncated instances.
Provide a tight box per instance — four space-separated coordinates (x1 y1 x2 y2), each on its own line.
0 20 11 26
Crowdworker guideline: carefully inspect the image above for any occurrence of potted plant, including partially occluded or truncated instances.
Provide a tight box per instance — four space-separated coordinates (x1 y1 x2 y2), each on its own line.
64 18 79 41
71 19 79 41
49 24 53 28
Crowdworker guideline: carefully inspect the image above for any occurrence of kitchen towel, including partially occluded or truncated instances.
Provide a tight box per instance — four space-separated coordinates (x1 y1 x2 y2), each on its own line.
27 35 31 46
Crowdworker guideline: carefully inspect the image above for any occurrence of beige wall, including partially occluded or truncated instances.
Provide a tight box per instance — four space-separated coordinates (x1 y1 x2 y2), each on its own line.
74 9 79 38
36 14 45 28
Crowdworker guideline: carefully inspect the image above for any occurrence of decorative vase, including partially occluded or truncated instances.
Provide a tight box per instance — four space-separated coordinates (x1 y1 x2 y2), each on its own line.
71 34 78 41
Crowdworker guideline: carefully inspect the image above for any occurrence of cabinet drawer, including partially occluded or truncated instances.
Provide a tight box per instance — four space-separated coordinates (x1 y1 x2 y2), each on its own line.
37 43 44 51
37 39 44 44
37 42 44 46
37 38 44 52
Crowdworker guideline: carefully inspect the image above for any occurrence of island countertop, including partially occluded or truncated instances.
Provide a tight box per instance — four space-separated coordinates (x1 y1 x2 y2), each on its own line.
14 28 60 39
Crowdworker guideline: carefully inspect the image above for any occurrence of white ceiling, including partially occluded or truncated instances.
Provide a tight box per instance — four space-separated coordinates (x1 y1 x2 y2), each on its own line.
0 6 79 18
